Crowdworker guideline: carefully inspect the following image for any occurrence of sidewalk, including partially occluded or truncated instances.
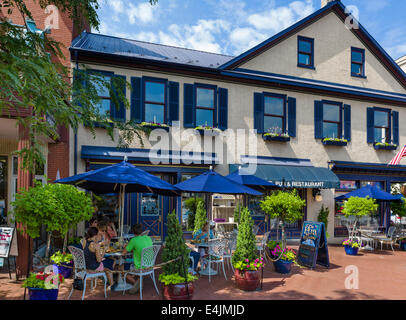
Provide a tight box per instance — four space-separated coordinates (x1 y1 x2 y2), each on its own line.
1 245 405 300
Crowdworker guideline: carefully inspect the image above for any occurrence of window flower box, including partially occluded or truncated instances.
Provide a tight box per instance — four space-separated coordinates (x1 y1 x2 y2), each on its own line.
322 138 348 146
140 122 170 132
373 142 398 150
194 126 221 136
262 133 290 142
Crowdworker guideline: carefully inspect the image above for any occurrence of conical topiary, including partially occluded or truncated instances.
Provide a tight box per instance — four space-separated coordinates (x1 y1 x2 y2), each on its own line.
232 207 258 266
193 201 207 234
161 210 190 276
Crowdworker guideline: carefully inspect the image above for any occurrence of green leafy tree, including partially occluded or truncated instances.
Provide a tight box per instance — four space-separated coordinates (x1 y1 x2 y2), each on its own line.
260 190 305 248
232 207 258 266
234 203 242 224
193 201 207 234
184 197 204 231
161 210 190 278
12 182 94 258
0 0 157 172
341 197 378 240
317 205 330 238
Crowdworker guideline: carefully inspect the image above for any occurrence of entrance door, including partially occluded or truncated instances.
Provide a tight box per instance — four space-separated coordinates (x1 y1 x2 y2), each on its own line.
0 157 8 225
136 173 177 239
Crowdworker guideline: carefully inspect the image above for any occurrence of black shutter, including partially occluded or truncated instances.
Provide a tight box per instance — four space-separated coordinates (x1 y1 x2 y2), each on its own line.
254 93 264 134
343 104 351 141
287 97 296 137
130 77 142 123
367 107 375 143
168 81 179 125
111 75 126 122
218 88 228 130
183 84 195 128
314 100 323 139
393 111 399 146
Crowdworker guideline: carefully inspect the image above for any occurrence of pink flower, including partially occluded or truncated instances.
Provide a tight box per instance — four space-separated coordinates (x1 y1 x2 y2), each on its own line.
245 259 249 262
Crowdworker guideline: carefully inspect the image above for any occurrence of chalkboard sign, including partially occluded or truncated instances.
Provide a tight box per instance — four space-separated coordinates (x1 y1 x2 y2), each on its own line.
297 221 329 269
0 227 17 258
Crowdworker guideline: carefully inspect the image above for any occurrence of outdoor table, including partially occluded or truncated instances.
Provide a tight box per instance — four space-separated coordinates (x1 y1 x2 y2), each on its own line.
359 229 382 251
104 251 133 292
194 243 218 276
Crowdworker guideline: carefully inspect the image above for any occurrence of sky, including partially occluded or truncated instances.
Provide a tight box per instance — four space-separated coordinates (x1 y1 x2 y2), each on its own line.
95 0 406 60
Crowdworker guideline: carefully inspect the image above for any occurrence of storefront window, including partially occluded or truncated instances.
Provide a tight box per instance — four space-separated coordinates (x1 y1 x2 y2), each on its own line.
94 194 119 222
141 193 160 216
339 180 357 190
249 195 265 216
360 181 384 189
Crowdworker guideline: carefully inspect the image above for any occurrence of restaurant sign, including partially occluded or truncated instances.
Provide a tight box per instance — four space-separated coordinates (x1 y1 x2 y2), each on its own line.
273 181 326 188
297 221 329 269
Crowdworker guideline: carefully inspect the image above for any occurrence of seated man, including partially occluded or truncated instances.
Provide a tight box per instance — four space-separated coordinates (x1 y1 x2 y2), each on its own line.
121 224 153 294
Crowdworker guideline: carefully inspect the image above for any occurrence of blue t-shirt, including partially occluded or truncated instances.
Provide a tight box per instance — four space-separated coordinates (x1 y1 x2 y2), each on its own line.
193 229 214 242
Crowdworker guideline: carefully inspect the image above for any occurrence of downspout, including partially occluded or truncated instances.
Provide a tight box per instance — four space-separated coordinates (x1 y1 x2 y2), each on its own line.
74 50 78 175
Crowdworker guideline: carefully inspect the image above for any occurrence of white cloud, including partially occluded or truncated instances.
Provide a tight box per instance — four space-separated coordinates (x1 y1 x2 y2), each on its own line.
229 28 268 55
109 0 125 14
128 2 156 24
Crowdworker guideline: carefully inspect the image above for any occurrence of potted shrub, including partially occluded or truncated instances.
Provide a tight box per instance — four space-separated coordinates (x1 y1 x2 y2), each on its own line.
260 190 306 249
50 251 74 279
267 241 298 274
317 205 330 238
22 271 64 300
342 239 361 255
322 137 348 146
12 182 94 266
184 197 204 232
341 196 378 241
232 207 264 291
160 210 198 300
193 201 207 234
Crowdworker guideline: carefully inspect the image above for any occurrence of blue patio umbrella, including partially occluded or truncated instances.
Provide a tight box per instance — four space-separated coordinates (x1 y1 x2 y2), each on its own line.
56 160 180 238
174 169 262 196
335 184 403 202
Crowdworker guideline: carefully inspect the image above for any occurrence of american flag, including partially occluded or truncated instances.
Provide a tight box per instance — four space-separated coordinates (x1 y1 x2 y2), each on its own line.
389 145 406 166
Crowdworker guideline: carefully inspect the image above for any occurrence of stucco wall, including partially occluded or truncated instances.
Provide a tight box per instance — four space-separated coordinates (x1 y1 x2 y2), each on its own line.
240 12 406 94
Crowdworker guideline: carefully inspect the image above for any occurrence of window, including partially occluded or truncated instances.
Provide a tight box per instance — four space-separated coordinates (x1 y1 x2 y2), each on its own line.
195 86 215 127
374 109 390 143
351 47 365 77
144 80 166 124
89 72 112 117
264 94 286 134
298 36 314 69
141 193 160 215
322 102 342 139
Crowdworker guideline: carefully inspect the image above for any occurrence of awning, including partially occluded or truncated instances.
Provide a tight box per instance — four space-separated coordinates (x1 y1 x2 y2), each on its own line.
230 158 340 189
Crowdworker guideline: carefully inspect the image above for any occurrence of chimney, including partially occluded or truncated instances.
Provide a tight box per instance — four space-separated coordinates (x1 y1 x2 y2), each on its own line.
321 0 336 7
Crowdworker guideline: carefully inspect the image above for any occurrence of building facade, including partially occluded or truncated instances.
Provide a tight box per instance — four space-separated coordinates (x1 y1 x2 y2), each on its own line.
68 0 406 243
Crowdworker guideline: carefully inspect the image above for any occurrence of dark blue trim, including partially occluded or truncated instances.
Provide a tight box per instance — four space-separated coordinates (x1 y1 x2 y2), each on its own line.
222 69 406 104
194 83 218 127
330 160 406 173
297 36 315 70
233 68 406 100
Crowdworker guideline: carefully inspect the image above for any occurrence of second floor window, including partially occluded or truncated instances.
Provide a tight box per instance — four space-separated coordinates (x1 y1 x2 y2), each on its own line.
298 36 314 69
264 94 286 134
144 80 166 124
322 103 341 139
89 72 112 117
373 109 390 143
351 47 365 77
195 86 215 127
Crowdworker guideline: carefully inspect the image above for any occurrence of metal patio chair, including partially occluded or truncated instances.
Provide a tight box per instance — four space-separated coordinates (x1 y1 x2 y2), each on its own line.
201 238 228 282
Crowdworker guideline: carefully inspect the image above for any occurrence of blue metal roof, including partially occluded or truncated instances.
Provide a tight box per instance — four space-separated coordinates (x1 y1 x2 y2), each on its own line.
71 32 234 69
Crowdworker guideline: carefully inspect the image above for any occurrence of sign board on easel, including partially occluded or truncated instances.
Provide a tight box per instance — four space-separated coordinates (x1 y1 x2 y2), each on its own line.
0 227 18 280
297 221 329 269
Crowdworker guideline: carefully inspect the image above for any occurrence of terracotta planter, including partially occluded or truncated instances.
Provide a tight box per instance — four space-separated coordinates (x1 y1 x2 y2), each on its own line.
162 282 194 300
234 269 261 291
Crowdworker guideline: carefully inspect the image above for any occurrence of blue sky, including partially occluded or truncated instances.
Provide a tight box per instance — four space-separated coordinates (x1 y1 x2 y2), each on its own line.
96 0 406 60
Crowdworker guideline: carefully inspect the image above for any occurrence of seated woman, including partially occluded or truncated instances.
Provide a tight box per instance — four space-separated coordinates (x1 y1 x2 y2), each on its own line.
100 217 118 241
82 227 115 289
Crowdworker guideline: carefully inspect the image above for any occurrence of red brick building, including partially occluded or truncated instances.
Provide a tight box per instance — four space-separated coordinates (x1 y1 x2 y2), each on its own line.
0 0 89 277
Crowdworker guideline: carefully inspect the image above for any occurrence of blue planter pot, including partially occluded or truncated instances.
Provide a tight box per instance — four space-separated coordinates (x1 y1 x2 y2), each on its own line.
28 288 59 300
273 259 293 274
52 261 73 279
344 245 359 256
400 242 406 251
